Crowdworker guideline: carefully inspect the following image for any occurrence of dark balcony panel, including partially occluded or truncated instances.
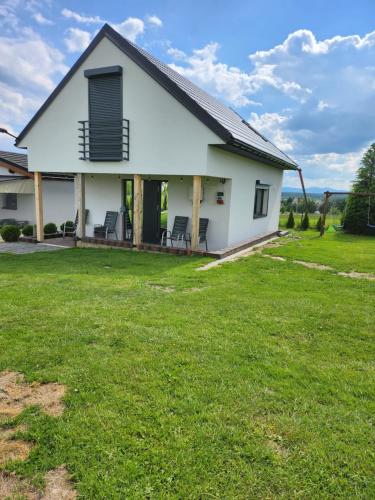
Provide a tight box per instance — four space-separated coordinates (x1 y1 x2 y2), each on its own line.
78 119 129 161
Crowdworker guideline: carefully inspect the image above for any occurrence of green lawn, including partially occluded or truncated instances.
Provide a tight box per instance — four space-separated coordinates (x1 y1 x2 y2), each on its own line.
266 230 375 273
0 239 374 497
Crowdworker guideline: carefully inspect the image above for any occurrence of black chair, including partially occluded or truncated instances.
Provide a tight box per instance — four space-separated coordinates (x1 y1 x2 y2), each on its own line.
186 218 209 251
63 209 89 238
94 211 119 239
198 218 209 251
161 216 189 248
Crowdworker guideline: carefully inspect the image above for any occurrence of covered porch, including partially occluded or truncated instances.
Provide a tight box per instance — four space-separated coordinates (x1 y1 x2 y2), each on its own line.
33 172 232 253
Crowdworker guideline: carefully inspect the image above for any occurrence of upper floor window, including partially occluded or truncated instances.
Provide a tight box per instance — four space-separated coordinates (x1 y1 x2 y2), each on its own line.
2 193 17 210
80 65 128 161
254 181 269 218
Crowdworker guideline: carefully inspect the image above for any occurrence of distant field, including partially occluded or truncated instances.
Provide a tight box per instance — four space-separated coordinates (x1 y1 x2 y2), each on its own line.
279 212 342 229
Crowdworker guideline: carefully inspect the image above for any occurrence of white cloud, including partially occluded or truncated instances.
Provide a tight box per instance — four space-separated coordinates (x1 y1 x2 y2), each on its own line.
168 41 310 108
167 47 186 61
61 8 104 24
64 28 91 53
249 112 294 152
0 29 67 142
146 15 162 27
32 12 54 26
111 18 144 42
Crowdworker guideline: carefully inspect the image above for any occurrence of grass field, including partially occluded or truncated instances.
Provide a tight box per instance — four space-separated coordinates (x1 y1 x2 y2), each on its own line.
0 233 374 497
279 212 341 229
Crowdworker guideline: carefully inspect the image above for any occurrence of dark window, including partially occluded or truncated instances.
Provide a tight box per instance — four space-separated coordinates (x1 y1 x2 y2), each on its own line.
2 193 17 210
87 68 122 161
253 182 269 218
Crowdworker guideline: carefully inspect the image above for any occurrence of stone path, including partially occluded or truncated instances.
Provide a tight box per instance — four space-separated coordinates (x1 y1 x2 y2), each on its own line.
0 242 70 254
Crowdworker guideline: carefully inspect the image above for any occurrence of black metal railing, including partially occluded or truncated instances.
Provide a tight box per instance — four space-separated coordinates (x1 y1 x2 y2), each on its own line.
78 119 129 161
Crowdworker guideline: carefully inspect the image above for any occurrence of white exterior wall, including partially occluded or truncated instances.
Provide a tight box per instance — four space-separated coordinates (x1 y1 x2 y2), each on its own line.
83 175 122 238
207 147 283 246
167 176 231 251
19 37 223 176
0 179 75 226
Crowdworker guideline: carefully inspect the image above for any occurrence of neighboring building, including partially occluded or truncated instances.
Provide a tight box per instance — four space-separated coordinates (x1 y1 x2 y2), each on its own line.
15 24 297 251
0 151 74 227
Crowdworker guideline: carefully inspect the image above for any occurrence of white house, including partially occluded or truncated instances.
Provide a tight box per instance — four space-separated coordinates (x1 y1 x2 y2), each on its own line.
15 24 297 252
0 151 74 227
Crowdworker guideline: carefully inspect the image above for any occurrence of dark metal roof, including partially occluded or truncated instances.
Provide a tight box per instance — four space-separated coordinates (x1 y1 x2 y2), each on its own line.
16 24 297 170
0 150 28 170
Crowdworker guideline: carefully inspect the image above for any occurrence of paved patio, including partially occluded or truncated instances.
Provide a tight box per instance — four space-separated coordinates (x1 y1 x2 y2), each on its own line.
0 239 75 254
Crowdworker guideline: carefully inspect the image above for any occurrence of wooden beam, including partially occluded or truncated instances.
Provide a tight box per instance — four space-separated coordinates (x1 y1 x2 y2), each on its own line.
191 175 201 250
34 171 44 242
76 173 86 239
133 174 142 247
320 191 331 237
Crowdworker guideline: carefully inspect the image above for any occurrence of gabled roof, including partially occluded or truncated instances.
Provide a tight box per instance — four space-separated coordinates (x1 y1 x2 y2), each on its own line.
16 24 297 170
0 150 28 171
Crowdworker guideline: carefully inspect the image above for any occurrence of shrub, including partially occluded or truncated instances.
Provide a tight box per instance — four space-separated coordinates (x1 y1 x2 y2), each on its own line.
316 216 322 232
286 211 295 229
22 224 34 236
300 212 310 231
1 225 21 242
60 220 74 232
44 222 57 235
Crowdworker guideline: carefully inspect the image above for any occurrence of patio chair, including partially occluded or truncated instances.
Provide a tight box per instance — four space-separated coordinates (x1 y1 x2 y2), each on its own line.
186 218 209 251
161 216 189 248
94 211 119 239
63 209 89 237
198 218 209 251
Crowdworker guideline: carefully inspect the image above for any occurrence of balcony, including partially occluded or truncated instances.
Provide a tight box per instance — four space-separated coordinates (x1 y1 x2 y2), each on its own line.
78 119 129 161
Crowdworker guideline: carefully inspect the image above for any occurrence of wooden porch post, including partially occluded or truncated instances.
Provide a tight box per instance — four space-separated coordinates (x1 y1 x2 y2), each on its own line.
133 174 142 248
76 173 86 239
34 172 44 242
191 175 201 250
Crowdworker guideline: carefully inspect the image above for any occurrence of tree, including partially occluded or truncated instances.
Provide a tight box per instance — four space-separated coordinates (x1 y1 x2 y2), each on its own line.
300 212 309 230
316 215 322 232
286 211 295 229
343 143 375 234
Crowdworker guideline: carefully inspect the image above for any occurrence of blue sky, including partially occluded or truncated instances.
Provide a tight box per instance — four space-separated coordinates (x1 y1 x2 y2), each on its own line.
1 0 375 188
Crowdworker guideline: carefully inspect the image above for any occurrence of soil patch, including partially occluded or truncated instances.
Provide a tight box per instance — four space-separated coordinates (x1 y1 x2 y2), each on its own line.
0 425 33 466
292 260 334 271
338 270 375 281
0 467 77 499
0 371 66 419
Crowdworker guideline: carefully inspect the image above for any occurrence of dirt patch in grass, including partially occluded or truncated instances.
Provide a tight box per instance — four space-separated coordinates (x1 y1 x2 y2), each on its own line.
0 371 66 419
292 260 334 271
0 425 33 466
147 283 175 293
44 466 77 499
337 271 375 281
0 467 76 499
267 438 289 458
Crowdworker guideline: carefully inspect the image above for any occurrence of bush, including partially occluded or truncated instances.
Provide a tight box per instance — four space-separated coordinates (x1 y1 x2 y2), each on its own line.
22 224 34 237
300 212 310 230
60 220 74 232
286 211 295 229
44 222 57 235
316 216 322 232
1 225 21 242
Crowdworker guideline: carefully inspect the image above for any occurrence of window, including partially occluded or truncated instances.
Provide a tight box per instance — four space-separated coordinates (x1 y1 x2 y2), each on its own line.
253 181 269 218
85 66 123 161
2 193 17 210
